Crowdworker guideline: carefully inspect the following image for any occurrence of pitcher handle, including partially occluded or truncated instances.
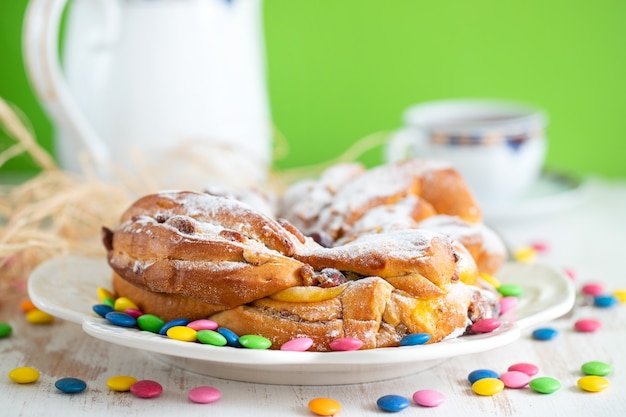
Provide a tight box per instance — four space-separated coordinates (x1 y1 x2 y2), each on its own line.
22 0 119 169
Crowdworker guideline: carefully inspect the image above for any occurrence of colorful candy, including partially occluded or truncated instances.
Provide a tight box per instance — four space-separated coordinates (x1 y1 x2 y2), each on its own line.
136 314 165 333
412 389 445 407
196 330 228 346
376 394 410 412
581 282 604 297
329 337 363 351
239 334 272 349
280 337 314 351
497 284 524 298
513 246 536 263
188 386 221 404
499 371 531 388
166 326 197 342
130 380 163 399
97 287 115 302
574 318 602 332
186 319 218 331
529 376 561 394
499 296 518 315
105 311 137 328
472 378 504 396
308 397 342 416
55 377 87 394
468 369 499 384
159 318 190 336
471 318 501 333
531 327 558 341
399 332 431 346
217 327 242 347
614 288 626 303
113 297 139 312
581 361 612 376
577 375 609 392
8 366 40 384
93 304 114 318
25 309 54 324
19 299 37 313
507 362 539 376
479 273 501 288
594 295 618 308
0 321 12 338
106 375 138 392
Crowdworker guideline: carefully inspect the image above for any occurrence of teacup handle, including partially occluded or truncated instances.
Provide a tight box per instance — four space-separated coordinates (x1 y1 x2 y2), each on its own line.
385 127 424 163
23 0 120 169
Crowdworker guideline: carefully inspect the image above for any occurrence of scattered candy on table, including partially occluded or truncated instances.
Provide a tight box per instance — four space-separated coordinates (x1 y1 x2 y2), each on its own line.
531 327 558 341
581 361 612 376
577 376 610 392
574 318 602 333
513 246 536 263
106 375 138 392
581 282 605 297
55 377 87 394
468 369 499 384
0 321 12 338
376 394 411 412
412 389 445 407
499 371 531 389
8 367 40 384
472 378 505 396
508 362 539 376
130 380 163 399
593 295 618 308
308 397 342 416
188 386 221 404
25 309 54 324
529 376 561 394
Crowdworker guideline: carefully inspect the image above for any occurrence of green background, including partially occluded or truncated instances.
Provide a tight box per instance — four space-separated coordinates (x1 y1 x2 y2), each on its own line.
2 0 625 177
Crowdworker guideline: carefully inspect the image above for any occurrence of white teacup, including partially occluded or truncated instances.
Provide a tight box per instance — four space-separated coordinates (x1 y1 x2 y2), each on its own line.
385 99 547 203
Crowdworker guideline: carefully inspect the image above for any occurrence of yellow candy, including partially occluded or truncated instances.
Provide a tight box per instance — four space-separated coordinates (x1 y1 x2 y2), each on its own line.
25 309 54 324
472 378 505 396
578 375 610 392
106 375 138 392
308 397 342 416
8 367 40 384
270 284 347 303
613 289 626 303
97 287 116 303
113 297 138 312
513 246 537 263
166 326 197 342
479 273 501 288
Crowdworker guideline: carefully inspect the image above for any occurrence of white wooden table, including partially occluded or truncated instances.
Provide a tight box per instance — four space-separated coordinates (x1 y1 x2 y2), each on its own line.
1 177 625 416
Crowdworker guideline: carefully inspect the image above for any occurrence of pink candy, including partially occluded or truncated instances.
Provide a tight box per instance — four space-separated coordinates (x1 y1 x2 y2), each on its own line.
499 296 518 316
581 282 605 297
531 240 550 253
499 371 531 388
507 362 539 376
130 380 163 399
281 337 314 352
188 386 221 404
412 389 445 407
329 337 364 351
574 318 602 333
471 318 502 333
186 319 218 331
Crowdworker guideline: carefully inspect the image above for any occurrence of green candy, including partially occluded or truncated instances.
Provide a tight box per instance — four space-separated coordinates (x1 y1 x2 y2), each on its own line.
497 284 524 298
136 314 165 333
0 322 12 338
239 334 272 350
529 376 561 394
196 330 227 346
581 361 612 376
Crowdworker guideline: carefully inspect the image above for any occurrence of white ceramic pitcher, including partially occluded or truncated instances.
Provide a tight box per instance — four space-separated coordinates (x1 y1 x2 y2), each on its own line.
23 0 272 189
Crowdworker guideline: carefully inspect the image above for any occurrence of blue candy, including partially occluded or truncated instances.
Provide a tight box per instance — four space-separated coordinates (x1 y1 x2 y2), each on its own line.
105 311 137 328
399 332 431 346
92 304 114 318
532 327 558 341
594 295 618 308
217 327 242 347
376 394 410 412
55 377 87 394
158 318 190 335
468 369 499 384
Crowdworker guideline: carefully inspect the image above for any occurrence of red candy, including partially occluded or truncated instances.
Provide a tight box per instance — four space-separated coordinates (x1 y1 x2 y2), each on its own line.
507 362 539 376
130 380 163 399
581 282 605 297
471 318 501 333
574 318 602 333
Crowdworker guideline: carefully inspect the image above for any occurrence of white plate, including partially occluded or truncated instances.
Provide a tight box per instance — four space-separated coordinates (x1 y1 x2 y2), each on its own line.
28 255 575 385
482 170 590 224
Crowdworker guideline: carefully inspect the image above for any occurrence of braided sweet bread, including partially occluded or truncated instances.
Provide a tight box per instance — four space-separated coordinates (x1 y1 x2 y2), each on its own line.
103 178 499 351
